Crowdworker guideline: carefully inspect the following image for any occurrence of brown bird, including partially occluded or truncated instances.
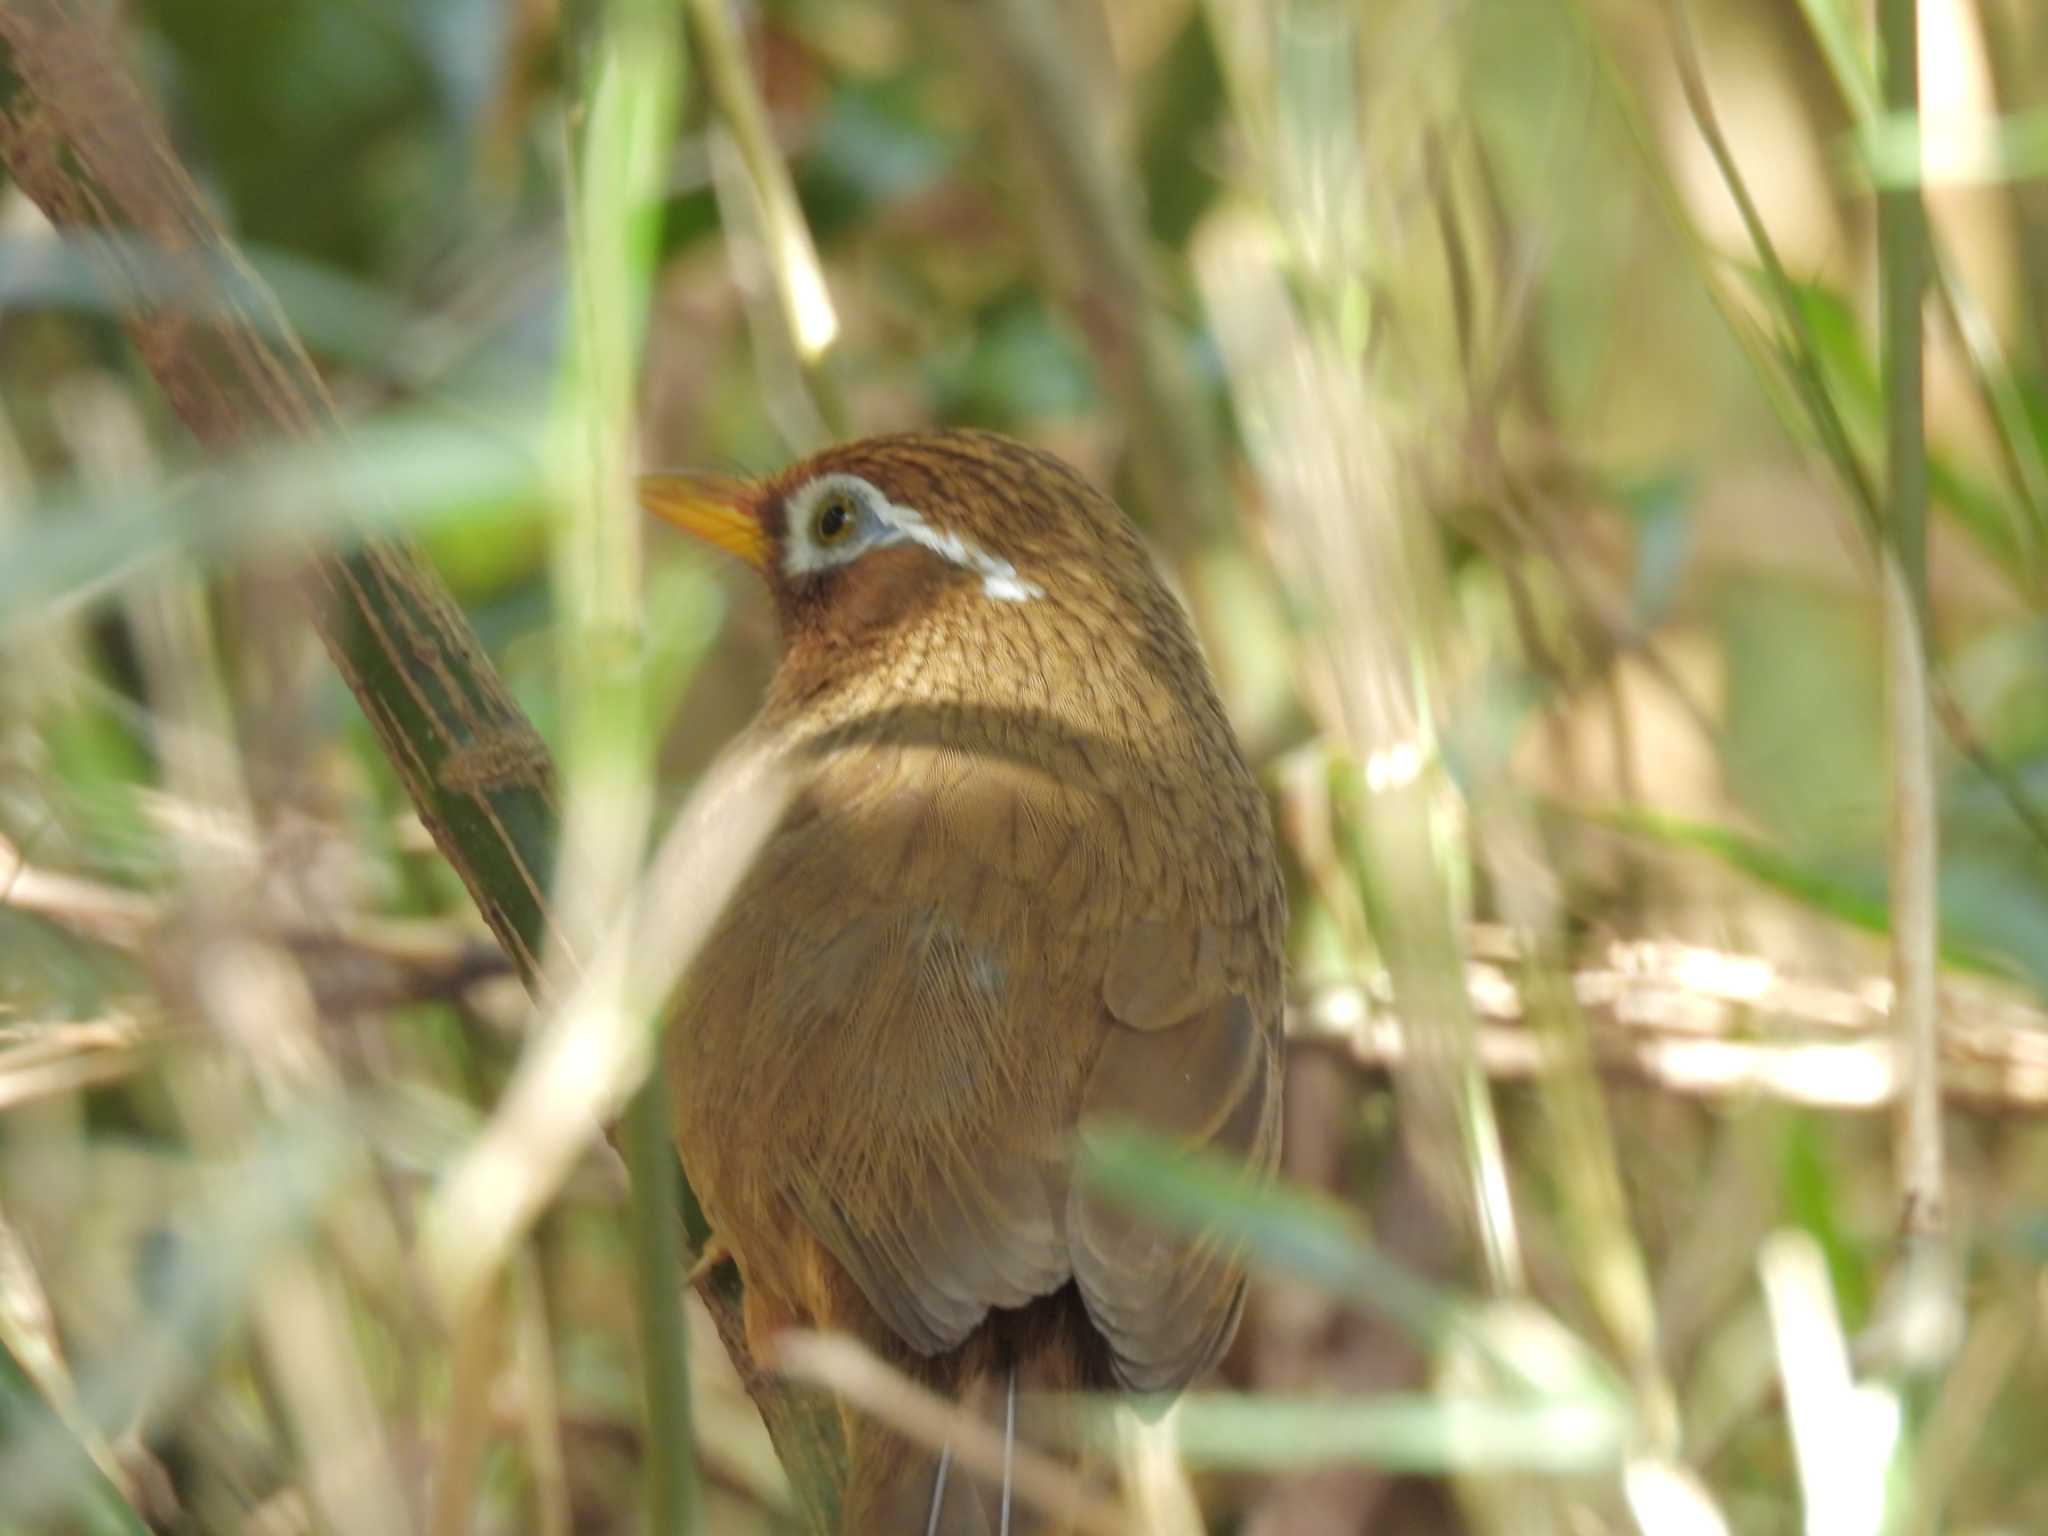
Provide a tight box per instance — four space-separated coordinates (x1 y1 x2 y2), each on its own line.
643 430 1284 1532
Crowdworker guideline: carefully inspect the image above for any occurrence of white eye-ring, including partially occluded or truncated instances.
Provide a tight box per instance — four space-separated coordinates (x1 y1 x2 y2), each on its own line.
779 472 1043 603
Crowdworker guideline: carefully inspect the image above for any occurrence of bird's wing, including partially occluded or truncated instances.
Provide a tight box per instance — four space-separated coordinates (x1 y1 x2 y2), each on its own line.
758 732 1278 1379
1067 923 1281 1393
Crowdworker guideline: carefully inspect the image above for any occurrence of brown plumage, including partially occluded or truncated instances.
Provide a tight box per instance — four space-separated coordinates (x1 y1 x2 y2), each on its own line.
644 430 1285 1532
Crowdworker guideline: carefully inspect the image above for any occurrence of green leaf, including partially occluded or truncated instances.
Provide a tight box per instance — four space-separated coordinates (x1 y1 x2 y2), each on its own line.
1078 1126 1458 1346
1583 805 1892 932
1162 1388 1626 1474
0 1335 150 1536
1137 12 1226 248
1582 803 2047 986
0 399 548 624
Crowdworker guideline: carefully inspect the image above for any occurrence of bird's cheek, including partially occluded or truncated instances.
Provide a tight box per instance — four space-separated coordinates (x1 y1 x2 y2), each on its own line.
797 547 940 643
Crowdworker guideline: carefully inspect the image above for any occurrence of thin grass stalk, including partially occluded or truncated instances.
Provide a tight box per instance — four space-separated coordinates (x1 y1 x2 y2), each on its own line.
0 1207 146 1522
512 1251 574 1536
1428 140 1680 1460
1665 0 1880 522
1197 215 1525 1300
1796 0 2048 574
1906 1289 2030 1533
422 747 812 1512
1197 4 1524 1303
624 1073 701 1532
428 1282 506 1536
687 0 845 446
554 1 697 1526
1610 1 2048 874
937 0 1228 549
1876 0 1939 1230
1671 0 2048 884
1555 2 1839 472
1876 0 1946 1256
1978 0 2048 374
1794 0 1879 119
1931 274 2048 575
1474 806 1679 1454
932 0 1297 744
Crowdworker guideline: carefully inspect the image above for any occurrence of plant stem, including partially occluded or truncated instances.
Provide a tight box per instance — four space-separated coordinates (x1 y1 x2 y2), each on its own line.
624 1078 702 1533
1876 0 1944 1249
556 0 695 1524
687 0 845 445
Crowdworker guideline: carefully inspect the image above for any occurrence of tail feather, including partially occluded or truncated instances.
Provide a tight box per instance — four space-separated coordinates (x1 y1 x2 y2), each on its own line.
844 1286 1123 1534
912 1367 1018 1536
856 1362 1105 1535
924 1442 956 1536
1000 1362 1017 1536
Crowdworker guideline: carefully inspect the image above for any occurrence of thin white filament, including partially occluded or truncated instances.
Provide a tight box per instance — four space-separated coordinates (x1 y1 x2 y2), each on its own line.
924 1441 955 1536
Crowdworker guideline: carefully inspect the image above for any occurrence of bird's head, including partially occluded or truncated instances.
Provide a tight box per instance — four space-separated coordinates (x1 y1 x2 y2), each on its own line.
640 431 1163 697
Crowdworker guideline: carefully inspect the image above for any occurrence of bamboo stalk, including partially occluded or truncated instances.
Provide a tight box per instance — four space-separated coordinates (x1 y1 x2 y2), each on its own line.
0 0 559 990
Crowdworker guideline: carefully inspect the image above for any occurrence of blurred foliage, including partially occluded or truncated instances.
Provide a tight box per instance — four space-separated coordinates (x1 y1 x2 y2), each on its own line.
5 0 2048 1532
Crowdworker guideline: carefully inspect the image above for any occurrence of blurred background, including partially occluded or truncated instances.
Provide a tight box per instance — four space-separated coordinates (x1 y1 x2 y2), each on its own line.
4 0 2048 1531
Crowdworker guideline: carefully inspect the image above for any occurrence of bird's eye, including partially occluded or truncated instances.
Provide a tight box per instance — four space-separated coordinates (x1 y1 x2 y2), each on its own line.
812 495 856 546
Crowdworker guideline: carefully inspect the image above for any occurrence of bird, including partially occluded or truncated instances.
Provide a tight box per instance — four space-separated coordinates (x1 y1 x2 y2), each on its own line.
642 429 1284 1533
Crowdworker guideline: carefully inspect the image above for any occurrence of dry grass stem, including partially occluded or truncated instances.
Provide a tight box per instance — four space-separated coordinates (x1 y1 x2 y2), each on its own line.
1292 938 2048 1111
1874 0 1947 1264
0 1019 158 1110
512 1255 573 1536
420 751 790 1319
1471 807 1678 1451
1197 207 1524 1295
772 1330 1131 1536
428 1279 505 1536
689 0 842 446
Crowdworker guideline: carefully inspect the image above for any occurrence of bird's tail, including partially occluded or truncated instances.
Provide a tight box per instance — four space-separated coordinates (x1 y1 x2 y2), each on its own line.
920 1365 1017 1536
844 1353 1112 1535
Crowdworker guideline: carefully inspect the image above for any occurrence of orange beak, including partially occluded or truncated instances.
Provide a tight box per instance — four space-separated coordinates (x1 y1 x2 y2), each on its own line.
637 473 771 574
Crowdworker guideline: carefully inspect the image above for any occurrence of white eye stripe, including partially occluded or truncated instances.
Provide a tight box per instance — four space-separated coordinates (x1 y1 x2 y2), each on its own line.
780 473 1044 603
870 498 1044 603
